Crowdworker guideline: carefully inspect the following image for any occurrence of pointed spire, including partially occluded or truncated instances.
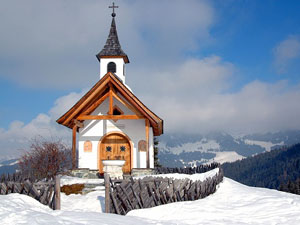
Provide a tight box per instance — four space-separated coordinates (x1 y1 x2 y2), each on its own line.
96 15 129 63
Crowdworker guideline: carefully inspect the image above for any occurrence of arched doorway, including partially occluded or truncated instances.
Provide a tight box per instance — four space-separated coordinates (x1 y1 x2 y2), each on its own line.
98 133 131 174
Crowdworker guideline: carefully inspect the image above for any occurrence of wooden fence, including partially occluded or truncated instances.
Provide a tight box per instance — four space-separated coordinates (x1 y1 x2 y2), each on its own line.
0 173 60 210
106 167 223 215
155 162 220 174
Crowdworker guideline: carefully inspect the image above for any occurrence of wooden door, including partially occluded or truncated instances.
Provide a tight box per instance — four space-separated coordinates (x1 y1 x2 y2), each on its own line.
99 133 131 174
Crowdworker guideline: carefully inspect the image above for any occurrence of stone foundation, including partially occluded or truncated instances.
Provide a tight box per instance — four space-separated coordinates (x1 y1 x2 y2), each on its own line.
69 168 100 179
67 168 155 179
131 168 155 177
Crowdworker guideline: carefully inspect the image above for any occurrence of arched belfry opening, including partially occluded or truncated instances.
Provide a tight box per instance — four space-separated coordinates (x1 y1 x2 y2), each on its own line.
107 62 116 73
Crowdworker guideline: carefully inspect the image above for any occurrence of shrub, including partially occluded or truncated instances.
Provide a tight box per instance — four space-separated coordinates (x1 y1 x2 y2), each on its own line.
18 138 72 180
61 184 85 195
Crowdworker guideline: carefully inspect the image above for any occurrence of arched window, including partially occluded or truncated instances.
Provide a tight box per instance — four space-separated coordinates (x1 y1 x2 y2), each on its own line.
107 62 116 73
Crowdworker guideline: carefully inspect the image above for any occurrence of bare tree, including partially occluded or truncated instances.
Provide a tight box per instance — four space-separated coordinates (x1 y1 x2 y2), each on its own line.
19 138 72 180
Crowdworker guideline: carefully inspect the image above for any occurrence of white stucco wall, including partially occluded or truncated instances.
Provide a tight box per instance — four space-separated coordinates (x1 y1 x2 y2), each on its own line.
77 94 154 171
100 58 126 82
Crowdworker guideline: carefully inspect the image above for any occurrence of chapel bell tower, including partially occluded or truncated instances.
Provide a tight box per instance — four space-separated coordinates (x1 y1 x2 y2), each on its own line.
96 3 129 83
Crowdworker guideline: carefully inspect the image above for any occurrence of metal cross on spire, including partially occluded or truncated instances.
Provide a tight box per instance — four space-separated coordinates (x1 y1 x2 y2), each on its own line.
109 2 118 17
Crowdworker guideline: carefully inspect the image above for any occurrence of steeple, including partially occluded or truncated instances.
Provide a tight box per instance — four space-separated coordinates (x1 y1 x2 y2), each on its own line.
96 3 129 83
96 17 129 63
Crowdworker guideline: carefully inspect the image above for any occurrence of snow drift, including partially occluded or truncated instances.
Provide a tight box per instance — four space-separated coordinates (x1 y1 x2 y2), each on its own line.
1 173 300 224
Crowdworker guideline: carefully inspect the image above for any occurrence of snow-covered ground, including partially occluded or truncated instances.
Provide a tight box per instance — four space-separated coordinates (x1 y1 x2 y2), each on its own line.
129 178 300 224
1 173 300 224
0 193 156 225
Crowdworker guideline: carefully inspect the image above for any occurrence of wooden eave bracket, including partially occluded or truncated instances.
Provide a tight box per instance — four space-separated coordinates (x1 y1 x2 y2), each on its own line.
73 119 84 128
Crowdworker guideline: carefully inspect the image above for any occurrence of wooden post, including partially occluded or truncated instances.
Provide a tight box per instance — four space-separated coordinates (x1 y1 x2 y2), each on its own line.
72 125 77 169
145 119 150 168
54 175 61 210
104 173 110 213
109 84 113 115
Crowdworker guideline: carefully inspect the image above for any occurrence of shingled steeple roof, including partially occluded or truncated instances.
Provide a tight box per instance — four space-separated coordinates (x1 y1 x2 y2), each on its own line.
96 16 129 63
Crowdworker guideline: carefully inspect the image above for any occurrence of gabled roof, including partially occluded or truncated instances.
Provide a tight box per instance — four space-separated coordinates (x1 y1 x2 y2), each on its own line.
96 17 129 63
56 72 163 136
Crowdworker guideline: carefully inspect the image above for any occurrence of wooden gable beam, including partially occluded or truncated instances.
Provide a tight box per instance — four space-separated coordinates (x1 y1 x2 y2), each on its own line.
63 78 110 125
109 78 157 125
111 91 143 116
80 92 109 116
77 115 144 120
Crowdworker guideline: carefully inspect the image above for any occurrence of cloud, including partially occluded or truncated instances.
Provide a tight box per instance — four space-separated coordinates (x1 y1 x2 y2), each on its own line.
0 0 214 90
273 35 300 73
1 1 300 159
134 57 300 135
49 90 87 119
131 55 234 100
1 55 300 159
0 91 85 159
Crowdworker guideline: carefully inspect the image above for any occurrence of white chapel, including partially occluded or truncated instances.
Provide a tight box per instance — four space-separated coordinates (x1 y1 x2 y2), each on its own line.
57 5 163 175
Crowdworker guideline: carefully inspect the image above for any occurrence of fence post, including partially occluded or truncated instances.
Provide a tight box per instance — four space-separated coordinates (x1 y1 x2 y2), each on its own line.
54 175 61 210
104 173 110 213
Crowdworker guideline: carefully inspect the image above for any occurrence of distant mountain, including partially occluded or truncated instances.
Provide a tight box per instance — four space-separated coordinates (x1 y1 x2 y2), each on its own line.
158 130 300 167
0 158 19 174
222 143 300 191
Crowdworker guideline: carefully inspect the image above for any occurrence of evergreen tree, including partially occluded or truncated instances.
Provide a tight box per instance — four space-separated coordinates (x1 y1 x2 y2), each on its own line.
154 137 161 168
222 143 300 195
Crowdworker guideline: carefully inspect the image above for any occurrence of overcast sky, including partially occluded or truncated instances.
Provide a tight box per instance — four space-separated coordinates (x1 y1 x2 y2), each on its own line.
1 0 300 158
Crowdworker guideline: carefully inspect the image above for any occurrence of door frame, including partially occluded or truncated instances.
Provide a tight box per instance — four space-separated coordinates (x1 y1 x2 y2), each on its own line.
97 131 133 173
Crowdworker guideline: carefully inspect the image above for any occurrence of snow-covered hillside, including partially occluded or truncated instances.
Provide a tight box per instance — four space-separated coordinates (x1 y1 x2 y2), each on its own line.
158 130 300 167
1 175 300 224
129 178 300 224
0 158 19 174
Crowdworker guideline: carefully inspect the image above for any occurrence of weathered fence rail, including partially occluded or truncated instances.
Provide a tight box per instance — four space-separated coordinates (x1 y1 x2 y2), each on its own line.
0 173 60 210
107 167 223 215
155 162 220 174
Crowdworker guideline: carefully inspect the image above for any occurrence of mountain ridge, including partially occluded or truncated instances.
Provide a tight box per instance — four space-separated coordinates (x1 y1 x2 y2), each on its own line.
158 130 300 167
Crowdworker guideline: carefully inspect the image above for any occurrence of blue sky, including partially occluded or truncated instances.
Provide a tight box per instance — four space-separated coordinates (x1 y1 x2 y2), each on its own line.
205 1 300 86
1 0 300 157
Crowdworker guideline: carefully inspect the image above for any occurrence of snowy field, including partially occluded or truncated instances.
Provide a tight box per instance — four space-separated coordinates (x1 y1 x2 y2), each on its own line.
1 172 300 224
